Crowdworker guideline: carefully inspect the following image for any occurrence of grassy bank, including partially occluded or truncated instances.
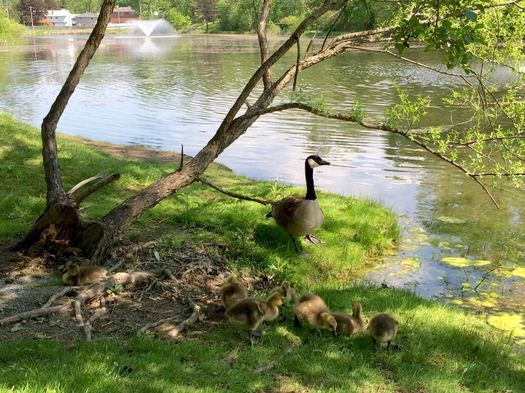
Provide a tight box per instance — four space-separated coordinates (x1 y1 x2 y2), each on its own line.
1 113 524 392
0 113 398 282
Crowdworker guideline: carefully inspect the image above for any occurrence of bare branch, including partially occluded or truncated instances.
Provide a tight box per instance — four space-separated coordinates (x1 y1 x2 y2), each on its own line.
198 176 273 205
218 0 348 132
293 38 301 91
250 102 502 208
43 287 72 309
0 303 71 326
166 301 202 339
321 2 347 51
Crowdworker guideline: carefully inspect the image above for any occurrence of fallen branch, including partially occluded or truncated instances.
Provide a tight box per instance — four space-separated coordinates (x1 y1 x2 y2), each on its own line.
166 301 202 339
137 316 179 336
0 271 154 329
42 287 73 308
74 300 84 327
0 303 71 326
197 176 273 205
83 306 108 341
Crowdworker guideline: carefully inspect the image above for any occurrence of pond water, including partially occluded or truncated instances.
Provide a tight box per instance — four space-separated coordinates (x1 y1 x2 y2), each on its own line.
0 34 524 341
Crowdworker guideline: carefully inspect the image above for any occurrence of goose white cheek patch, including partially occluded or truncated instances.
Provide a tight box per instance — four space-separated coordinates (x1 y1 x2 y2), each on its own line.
308 158 319 168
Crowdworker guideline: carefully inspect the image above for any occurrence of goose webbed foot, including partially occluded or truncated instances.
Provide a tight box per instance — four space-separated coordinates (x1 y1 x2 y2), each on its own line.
305 234 323 245
250 330 262 346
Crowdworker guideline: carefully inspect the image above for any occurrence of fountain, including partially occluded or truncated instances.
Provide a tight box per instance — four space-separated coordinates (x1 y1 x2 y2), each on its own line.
131 19 172 37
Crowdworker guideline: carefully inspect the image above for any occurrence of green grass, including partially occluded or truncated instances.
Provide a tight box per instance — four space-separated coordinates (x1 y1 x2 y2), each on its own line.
1 287 524 392
1 113 524 392
0 113 398 282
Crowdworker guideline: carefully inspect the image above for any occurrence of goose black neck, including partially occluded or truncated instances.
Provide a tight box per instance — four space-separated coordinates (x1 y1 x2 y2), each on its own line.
305 161 316 200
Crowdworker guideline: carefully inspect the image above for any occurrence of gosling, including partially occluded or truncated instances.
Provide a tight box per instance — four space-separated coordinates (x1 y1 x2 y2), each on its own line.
62 261 107 286
332 302 366 336
225 291 285 345
294 293 337 333
218 274 248 309
270 281 294 302
367 313 399 349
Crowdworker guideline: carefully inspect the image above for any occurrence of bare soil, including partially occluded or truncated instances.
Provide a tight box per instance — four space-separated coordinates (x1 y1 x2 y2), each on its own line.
0 242 272 342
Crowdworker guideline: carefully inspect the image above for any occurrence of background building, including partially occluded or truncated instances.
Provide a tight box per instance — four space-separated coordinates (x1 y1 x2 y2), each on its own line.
46 9 73 27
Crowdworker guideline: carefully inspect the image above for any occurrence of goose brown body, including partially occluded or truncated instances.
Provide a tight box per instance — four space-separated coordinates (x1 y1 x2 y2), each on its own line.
267 155 330 249
271 197 324 236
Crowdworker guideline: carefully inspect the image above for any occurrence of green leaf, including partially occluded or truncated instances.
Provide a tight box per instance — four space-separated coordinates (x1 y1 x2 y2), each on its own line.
395 42 406 54
464 8 477 21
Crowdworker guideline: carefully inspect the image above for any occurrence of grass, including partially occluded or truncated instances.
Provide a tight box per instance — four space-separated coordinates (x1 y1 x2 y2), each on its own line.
1 113 524 392
0 113 398 282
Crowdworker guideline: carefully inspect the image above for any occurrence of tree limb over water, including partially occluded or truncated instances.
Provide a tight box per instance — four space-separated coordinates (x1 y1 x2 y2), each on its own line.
13 0 525 260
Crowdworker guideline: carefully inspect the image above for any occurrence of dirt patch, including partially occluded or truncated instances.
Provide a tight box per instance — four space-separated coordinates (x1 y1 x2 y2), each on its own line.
0 242 272 342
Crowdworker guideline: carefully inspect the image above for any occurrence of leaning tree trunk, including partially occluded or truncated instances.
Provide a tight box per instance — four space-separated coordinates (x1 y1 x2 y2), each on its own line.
13 0 374 262
12 0 117 257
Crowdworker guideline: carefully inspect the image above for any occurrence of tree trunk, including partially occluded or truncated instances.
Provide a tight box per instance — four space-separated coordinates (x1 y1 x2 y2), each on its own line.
13 1 353 262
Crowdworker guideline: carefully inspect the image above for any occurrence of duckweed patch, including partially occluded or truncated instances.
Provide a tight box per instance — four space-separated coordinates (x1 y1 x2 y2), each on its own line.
441 256 491 268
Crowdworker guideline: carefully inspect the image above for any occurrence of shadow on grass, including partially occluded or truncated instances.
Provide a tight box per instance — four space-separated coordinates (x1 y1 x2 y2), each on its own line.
1 286 524 393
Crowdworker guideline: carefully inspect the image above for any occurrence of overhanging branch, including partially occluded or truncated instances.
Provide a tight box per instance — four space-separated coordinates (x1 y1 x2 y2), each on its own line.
250 102 502 208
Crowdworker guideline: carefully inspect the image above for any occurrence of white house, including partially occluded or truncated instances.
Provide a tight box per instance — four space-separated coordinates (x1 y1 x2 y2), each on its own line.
47 9 73 28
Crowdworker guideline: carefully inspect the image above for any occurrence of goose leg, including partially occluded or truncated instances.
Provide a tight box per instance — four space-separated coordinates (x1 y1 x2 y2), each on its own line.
294 315 302 328
290 235 301 252
305 234 323 244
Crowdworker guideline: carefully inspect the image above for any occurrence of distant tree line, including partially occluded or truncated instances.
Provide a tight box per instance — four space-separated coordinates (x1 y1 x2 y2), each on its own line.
3 0 397 33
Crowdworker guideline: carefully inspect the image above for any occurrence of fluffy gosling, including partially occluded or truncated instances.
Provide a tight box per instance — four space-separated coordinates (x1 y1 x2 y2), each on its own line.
367 313 399 349
218 274 248 309
225 291 285 345
294 293 337 333
332 302 365 336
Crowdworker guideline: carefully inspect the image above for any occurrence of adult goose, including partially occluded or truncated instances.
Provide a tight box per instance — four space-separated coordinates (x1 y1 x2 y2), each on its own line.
266 155 330 251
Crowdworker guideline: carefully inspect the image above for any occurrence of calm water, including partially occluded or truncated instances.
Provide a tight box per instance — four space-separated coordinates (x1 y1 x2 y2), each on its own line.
0 34 524 338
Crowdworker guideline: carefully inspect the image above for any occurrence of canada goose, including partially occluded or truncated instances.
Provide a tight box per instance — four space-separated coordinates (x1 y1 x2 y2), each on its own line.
266 155 330 251
294 293 337 333
332 302 365 336
218 274 248 309
367 313 399 349
225 291 285 345
62 261 107 286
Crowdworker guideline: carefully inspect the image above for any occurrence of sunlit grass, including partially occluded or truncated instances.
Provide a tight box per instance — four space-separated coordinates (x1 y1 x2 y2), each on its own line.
1 113 524 392
1 286 524 393
0 113 398 281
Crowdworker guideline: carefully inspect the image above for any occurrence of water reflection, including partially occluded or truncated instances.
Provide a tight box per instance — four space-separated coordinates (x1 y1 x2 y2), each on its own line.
0 35 523 339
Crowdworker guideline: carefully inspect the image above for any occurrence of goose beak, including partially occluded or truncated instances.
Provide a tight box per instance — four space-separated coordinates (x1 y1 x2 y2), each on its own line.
319 158 330 166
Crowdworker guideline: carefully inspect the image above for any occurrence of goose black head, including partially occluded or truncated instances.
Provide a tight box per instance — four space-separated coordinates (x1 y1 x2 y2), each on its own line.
306 155 330 168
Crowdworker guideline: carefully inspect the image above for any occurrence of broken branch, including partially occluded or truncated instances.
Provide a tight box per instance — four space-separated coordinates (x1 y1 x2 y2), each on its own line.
71 173 120 204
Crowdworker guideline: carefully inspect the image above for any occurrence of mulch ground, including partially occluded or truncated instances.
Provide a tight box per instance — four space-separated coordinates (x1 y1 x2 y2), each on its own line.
0 242 274 342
